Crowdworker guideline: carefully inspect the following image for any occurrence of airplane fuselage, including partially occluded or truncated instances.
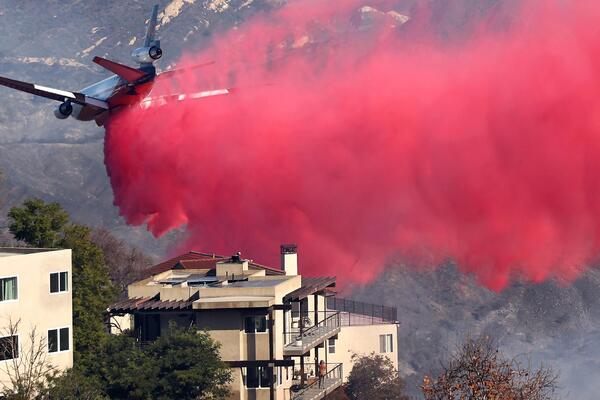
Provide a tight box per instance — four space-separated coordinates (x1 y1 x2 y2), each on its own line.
73 71 156 122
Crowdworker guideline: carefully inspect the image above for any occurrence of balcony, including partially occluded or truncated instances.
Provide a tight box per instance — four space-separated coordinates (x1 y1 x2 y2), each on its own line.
291 363 343 400
284 312 341 356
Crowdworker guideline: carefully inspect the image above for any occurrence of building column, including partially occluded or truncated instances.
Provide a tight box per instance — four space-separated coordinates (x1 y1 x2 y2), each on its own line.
269 308 275 400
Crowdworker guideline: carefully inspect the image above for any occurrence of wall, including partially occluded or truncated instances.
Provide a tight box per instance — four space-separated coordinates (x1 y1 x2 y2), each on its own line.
327 323 399 381
0 250 73 386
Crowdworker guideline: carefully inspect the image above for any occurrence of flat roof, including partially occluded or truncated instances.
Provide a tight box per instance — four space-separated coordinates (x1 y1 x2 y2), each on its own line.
226 280 283 288
0 248 60 257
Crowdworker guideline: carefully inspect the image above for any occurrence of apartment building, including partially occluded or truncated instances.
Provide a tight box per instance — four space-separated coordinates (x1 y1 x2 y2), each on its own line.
108 245 398 400
0 248 73 386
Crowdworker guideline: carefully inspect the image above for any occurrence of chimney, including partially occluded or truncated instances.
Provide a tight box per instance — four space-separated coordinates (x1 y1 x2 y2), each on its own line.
280 244 298 276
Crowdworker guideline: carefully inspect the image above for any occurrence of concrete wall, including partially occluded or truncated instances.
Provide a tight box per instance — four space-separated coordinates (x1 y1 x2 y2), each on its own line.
326 323 399 381
0 250 73 386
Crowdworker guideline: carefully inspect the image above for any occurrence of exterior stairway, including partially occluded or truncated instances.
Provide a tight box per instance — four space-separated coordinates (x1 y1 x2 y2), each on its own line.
284 313 341 356
291 364 343 400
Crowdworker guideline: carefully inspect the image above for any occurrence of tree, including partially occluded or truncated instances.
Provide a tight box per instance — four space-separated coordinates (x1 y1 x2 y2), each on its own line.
6 199 117 373
60 224 117 372
44 369 107 400
91 227 153 292
94 327 231 400
0 319 55 400
345 353 409 400
8 199 68 248
421 336 558 400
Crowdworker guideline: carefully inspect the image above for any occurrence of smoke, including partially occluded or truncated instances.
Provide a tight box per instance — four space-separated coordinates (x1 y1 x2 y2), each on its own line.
105 0 600 290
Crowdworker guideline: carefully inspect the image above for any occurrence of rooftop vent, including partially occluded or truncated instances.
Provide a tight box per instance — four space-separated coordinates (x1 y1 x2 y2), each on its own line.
231 251 242 263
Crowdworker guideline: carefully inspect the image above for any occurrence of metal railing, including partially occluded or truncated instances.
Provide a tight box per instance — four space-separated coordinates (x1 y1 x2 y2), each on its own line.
291 363 343 399
284 311 340 345
327 297 397 324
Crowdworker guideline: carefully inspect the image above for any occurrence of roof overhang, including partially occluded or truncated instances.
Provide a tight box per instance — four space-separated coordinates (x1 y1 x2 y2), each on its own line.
108 296 193 313
193 296 275 310
283 276 336 302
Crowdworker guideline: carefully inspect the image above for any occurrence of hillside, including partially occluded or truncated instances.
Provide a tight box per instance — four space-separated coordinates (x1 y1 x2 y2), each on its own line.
353 263 600 398
2 1 596 399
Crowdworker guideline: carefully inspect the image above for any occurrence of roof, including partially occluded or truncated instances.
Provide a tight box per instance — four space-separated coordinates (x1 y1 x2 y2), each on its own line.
283 276 336 302
108 296 193 313
0 247 60 257
146 251 285 277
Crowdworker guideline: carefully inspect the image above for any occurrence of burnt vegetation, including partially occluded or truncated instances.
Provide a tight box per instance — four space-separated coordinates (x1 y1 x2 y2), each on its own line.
422 336 558 400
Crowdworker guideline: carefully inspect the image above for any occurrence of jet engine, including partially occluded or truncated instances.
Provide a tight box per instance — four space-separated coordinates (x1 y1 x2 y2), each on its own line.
131 43 162 64
54 101 72 119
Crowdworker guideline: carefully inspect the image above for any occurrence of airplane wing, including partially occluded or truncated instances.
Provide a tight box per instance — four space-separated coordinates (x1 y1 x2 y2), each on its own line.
0 75 108 109
139 88 232 109
156 61 216 79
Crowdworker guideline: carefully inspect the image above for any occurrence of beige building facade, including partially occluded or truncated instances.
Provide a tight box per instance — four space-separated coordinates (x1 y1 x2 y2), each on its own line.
0 248 73 386
109 246 398 400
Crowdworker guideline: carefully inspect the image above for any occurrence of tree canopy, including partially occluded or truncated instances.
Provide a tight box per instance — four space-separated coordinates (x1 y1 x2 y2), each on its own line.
7 199 116 371
8 199 69 248
47 327 232 400
345 353 409 400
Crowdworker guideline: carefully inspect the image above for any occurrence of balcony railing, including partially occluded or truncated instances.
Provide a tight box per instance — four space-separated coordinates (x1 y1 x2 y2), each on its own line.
327 297 397 324
291 363 343 400
284 312 341 356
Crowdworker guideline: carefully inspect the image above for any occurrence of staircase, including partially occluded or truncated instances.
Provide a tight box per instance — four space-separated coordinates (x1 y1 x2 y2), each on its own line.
291 364 343 400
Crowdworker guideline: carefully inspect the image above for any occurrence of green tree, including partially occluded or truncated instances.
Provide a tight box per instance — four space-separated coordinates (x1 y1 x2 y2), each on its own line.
60 224 117 371
142 326 232 400
44 369 107 400
7 199 116 373
89 327 231 400
345 353 409 400
8 199 68 247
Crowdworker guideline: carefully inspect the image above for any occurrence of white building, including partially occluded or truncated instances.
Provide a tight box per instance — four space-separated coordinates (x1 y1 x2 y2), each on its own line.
0 248 73 386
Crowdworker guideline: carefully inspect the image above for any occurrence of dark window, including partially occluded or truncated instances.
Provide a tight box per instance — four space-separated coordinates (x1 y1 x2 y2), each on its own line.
59 272 68 292
260 367 273 387
48 330 58 353
245 367 273 388
50 272 68 293
0 336 18 360
0 277 17 301
59 328 69 351
50 273 58 293
246 367 259 388
48 328 69 353
291 302 300 318
244 316 267 333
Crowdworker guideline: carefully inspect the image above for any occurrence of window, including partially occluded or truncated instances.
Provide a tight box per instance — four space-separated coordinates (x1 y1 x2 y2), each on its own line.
0 336 18 361
291 302 300 318
379 334 393 353
245 366 273 388
50 272 68 293
0 277 17 301
328 338 336 354
48 328 69 353
244 316 267 333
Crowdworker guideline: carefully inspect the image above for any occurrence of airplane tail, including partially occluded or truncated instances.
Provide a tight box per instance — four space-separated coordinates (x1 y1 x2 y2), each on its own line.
144 4 160 48
93 56 149 83
129 4 162 66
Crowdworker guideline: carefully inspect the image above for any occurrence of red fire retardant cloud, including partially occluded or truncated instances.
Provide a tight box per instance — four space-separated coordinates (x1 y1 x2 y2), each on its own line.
105 0 600 290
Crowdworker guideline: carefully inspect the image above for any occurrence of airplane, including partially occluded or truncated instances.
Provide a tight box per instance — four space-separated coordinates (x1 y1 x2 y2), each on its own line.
0 5 231 126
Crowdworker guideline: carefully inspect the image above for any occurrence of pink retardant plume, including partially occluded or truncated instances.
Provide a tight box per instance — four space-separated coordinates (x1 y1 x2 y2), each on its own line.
105 0 600 290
